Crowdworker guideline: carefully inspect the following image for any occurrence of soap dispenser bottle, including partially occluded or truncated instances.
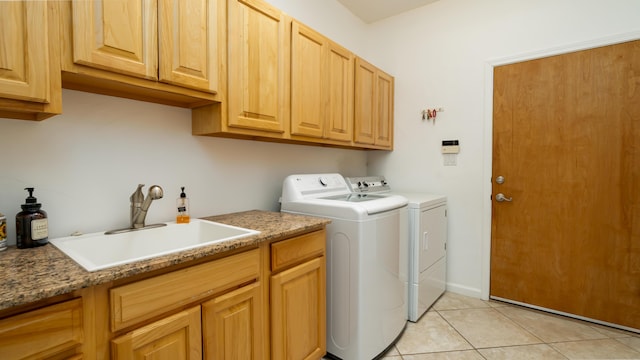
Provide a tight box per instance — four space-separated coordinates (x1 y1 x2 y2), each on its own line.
176 187 190 224
16 187 49 248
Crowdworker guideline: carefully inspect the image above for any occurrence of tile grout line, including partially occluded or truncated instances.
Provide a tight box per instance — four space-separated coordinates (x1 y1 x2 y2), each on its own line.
432 307 488 358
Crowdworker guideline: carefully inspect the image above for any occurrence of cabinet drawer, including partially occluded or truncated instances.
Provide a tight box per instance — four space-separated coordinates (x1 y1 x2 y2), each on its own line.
111 249 259 332
0 298 83 359
271 230 325 273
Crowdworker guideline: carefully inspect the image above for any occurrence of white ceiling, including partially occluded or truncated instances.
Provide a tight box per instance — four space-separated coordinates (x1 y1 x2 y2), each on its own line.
337 0 440 23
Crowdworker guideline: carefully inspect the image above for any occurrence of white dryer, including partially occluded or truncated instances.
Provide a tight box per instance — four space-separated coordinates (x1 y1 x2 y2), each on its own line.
346 176 447 322
393 192 447 321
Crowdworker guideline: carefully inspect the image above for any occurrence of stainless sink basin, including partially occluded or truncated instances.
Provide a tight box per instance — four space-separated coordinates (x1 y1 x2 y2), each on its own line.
50 219 260 272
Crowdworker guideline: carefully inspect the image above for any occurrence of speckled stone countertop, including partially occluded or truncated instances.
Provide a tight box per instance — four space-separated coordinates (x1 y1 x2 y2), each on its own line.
0 210 330 311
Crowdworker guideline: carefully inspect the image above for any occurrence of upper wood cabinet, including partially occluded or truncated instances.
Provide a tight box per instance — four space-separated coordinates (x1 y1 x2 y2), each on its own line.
290 21 325 139
71 0 158 81
62 0 220 108
354 57 394 149
193 0 289 139
192 0 393 150
0 1 62 121
290 21 354 144
326 43 355 143
226 0 288 135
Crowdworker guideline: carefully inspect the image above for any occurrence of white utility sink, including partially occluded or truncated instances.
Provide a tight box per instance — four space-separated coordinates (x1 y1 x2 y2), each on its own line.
50 219 260 272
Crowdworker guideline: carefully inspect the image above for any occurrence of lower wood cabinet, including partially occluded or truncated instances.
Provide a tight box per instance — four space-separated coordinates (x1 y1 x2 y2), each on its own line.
203 282 264 359
270 230 326 360
0 228 327 360
271 257 326 360
112 306 203 360
0 298 84 359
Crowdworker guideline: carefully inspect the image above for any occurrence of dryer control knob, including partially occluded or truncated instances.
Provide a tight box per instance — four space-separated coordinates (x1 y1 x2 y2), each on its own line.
319 177 328 186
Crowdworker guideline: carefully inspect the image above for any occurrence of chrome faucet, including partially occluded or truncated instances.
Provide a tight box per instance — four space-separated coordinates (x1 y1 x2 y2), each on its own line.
106 184 166 235
131 184 164 228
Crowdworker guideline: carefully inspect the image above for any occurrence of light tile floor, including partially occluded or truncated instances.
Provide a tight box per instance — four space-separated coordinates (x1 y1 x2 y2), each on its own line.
377 292 640 359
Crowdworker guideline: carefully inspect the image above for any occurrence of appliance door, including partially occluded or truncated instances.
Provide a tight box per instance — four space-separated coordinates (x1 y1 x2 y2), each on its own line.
419 204 447 274
356 208 407 359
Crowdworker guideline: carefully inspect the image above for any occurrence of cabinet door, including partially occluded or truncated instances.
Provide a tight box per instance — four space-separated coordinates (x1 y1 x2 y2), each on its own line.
354 57 394 149
0 299 83 359
0 1 49 103
271 257 326 360
326 41 354 142
112 306 202 360
375 69 394 148
72 0 158 80
290 21 325 138
227 0 287 134
202 282 264 360
354 57 377 145
158 0 219 93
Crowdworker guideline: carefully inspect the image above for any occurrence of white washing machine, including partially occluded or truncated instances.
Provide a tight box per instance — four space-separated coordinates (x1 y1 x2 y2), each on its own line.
346 176 447 322
280 174 408 360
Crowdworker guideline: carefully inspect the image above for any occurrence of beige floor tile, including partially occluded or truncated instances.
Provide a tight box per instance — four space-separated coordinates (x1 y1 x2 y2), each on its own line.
617 336 640 353
496 305 607 343
478 344 566 359
487 299 510 308
402 350 485 360
381 346 400 356
433 292 492 311
395 311 473 354
590 323 639 338
551 338 640 359
439 308 541 348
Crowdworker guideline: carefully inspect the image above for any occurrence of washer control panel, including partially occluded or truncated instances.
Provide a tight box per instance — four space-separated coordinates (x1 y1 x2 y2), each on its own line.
345 176 391 193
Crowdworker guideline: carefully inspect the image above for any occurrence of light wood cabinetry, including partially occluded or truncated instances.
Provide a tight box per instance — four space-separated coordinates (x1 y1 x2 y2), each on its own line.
290 21 354 144
112 306 202 360
193 0 289 138
0 0 62 121
60 0 220 108
270 230 326 360
193 0 392 150
110 249 259 332
0 228 326 360
0 298 84 359
227 0 288 135
354 57 395 150
202 282 263 359
110 249 263 359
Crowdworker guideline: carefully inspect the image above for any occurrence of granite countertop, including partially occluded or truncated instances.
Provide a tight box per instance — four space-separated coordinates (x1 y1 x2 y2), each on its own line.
0 210 330 311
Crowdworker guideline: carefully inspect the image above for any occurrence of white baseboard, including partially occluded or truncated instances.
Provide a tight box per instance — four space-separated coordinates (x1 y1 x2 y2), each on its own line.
445 283 484 300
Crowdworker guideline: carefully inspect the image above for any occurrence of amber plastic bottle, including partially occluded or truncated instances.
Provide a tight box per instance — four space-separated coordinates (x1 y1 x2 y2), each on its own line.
176 187 190 224
16 187 49 248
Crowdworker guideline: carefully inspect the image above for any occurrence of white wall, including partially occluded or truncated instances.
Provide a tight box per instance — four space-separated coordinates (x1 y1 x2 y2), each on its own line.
0 0 372 246
0 90 367 244
3 0 639 301
366 0 640 297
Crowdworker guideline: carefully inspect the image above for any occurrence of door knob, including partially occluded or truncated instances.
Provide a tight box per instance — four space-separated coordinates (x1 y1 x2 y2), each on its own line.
495 193 513 202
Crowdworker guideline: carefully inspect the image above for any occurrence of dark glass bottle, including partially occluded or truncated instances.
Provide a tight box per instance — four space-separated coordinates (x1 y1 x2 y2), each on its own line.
16 187 49 249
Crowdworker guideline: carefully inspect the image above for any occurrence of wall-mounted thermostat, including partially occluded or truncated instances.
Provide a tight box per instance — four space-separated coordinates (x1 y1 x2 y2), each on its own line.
442 140 460 154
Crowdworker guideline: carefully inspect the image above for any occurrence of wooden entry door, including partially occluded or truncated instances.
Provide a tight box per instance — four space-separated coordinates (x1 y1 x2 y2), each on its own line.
491 40 640 330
